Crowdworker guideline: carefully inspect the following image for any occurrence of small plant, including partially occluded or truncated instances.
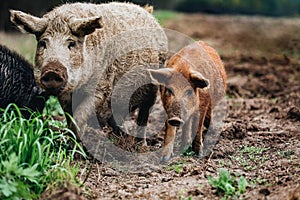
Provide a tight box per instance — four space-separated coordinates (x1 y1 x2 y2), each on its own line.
208 168 248 199
277 149 293 158
180 145 195 157
165 161 185 174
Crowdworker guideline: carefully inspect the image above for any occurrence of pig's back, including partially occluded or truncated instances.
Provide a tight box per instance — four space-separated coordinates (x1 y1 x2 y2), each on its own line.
46 2 166 41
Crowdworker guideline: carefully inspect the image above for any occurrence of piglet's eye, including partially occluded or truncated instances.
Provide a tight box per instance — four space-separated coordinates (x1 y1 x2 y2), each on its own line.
68 41 76 50
165 87 174 96
185 89 194 96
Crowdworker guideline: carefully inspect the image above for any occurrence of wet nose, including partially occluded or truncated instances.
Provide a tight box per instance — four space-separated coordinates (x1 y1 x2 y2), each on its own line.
40 61 67 93
168 117 184 127
41 71 65 89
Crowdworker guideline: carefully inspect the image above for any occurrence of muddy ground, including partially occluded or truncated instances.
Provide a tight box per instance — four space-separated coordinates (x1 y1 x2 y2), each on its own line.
44 14 300 199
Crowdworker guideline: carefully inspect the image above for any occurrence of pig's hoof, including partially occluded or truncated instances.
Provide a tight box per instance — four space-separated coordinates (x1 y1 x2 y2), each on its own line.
198 151 204 159
141 139 147 147
160 155 171 163
136 138 147 146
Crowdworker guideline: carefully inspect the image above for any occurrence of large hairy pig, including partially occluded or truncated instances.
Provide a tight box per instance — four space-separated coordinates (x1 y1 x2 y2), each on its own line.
0 45 47 117
149 41 226 162
10 2 168 138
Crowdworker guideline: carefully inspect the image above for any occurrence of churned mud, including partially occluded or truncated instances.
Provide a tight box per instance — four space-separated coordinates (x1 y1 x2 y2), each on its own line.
45 13 300 199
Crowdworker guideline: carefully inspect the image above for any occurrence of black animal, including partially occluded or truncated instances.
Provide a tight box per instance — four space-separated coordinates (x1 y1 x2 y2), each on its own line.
0 45 47 116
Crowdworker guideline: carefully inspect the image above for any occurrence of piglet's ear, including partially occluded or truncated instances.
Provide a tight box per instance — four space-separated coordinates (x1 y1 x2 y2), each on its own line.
10 10 47 36
190 70 210 89
148 68 174 85
69 16 103 37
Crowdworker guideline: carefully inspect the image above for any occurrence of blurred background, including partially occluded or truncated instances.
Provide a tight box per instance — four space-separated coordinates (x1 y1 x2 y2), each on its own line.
1 0 300 31
1 0 299 62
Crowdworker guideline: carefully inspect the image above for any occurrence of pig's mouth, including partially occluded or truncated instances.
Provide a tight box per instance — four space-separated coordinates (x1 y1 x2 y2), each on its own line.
43 85 66 96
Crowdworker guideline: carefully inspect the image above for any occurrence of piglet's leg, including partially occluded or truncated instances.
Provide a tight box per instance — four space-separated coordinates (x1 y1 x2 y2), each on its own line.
161 122 176 162
192 106 208 159
181 117 192 151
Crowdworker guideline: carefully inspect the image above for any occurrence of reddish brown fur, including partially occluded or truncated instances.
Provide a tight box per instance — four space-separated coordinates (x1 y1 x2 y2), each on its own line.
149 41 226 161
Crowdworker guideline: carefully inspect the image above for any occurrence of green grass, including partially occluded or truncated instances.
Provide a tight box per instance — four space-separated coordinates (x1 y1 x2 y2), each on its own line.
208 168 248 199
0 103 86 199
154 10 178 25
0 33 88 198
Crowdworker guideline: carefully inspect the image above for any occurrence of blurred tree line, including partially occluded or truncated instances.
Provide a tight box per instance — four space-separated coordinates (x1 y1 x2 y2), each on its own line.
174 0 300 16
1 0 300 31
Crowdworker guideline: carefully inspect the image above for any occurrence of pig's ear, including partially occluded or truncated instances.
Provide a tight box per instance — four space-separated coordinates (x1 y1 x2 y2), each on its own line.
10 10 47 36
144 5 153 14
148 68 173 85
190 71 210 89
69 16 103 37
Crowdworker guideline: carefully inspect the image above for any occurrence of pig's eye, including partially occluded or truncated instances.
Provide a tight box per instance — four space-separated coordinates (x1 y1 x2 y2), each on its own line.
165 87 174 96
38 40 47 49
185 89 194 96
68 40 76 50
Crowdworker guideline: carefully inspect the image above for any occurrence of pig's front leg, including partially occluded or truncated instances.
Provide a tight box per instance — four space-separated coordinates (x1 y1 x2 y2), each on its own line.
72 94 98 139
161 122 176 162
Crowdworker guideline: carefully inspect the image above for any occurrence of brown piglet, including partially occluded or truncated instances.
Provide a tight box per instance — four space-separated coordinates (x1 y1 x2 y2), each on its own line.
149 41 226 162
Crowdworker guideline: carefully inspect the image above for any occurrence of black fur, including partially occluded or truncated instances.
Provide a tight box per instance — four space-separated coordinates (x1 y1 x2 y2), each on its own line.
0 45 48 116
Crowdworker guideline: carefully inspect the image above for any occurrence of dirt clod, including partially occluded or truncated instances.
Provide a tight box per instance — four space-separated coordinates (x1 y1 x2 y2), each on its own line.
287 107 300 121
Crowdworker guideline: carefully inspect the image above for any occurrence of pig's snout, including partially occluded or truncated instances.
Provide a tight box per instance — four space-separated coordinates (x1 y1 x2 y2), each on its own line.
166 100 183 127
168 117 184 127
41 72 64 88
40 61 67 94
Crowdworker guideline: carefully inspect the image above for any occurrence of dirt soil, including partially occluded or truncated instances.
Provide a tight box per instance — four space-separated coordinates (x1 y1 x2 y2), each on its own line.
46 14 300 199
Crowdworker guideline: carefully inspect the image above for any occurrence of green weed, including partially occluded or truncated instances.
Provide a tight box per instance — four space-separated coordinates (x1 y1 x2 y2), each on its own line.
165 161 185 174
181 145 196 157
43 96 64 117
277 149 293 158
208 168 248 199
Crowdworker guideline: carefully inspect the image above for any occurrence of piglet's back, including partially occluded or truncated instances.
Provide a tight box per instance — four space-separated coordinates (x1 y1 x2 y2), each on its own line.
167 41 226 107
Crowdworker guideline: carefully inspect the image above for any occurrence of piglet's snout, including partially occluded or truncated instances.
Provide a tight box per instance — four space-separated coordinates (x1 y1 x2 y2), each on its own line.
168 117 184 127
166 100 184 127
40 61 68 94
